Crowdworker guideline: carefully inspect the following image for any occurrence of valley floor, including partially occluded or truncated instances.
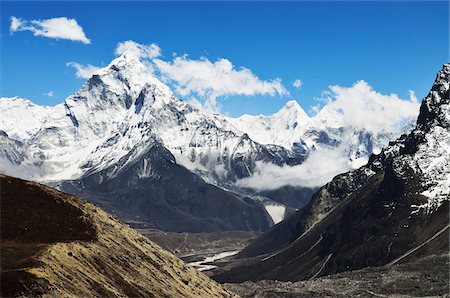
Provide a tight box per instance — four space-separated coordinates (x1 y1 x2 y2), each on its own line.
138 229 259 257
224 253 450 297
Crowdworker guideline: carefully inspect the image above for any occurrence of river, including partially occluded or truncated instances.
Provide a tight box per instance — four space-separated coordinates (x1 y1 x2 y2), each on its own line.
188 250 240 271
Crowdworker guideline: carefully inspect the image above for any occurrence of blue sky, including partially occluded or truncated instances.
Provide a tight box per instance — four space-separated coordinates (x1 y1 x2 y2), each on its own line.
1 1 448 117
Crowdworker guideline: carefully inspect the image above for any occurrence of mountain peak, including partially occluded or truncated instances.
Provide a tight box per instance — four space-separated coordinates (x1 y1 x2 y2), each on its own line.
282 99 301 110
275 100 309 122
96 52 154 82
108 51 143 67
416 63 450 131
66 53 175 114
82 52 172 97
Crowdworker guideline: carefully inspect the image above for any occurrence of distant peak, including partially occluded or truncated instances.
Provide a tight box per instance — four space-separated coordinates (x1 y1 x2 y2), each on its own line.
275 99 309 120
284 100 301 109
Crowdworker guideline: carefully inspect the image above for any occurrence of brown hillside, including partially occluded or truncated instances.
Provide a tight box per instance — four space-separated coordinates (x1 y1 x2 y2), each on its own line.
0 174 236 297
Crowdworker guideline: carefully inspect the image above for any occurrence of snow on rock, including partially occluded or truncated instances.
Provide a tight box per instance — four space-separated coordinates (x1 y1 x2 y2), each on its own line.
408 64 450 214
264 204 286 224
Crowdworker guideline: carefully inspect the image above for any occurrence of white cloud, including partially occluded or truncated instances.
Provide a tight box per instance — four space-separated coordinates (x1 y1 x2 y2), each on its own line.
115 40 161 59
10 16 23 32
236 147 351 190
316 80 419 133
309 104 321 115
112 40 288 112
66 62 101 79
153 55 288 112
10 16 91 44
292 79 302 88
44 91 54 97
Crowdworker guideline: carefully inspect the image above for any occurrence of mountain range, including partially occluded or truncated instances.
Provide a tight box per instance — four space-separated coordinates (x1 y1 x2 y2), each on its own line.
0 52 419 232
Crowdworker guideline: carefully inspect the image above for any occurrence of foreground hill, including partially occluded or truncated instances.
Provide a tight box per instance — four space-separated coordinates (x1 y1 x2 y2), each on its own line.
213 64 450 283
0 174 235 297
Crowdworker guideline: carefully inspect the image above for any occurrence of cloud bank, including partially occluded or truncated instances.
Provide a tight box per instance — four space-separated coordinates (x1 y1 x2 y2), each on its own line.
153 56 288 112
10 16 91 44
317 80 419 134
236 148 351 190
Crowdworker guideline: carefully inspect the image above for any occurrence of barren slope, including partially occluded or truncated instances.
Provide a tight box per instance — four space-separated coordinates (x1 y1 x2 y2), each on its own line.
0 174 236 297
225 253 449 297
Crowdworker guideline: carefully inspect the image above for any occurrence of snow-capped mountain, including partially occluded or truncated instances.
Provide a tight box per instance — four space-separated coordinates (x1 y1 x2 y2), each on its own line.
0 53 297 183
214 64 450 282
0 54 416 186
0 52 419 231
229 98 414 170
227 100 311 150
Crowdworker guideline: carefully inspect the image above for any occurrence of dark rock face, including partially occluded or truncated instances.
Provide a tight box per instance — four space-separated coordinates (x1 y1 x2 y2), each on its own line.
215 166 448 283
213 64 450 282
60 141 272 233
259 186 317 210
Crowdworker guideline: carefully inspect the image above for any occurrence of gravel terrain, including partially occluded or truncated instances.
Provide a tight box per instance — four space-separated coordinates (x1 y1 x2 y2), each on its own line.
225 253 449 297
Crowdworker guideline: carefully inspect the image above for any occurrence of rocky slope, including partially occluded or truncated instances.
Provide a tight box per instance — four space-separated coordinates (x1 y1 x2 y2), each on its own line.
213 64 450 282
225 253 449 297
0 174 235 297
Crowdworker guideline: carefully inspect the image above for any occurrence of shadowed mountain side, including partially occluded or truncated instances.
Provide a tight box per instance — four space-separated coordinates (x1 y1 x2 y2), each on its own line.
213 170 449 283
0 174 236 297
59 142 272 233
